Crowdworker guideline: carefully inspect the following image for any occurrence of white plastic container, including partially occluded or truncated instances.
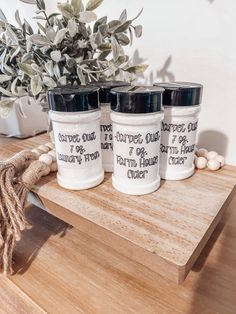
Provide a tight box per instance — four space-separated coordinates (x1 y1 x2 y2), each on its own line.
48 86 104 190
110 86 164 195
89 81 130 172
154 82 203 180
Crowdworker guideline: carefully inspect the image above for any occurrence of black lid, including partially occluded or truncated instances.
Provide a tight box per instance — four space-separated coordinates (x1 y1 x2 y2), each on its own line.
89 80 130 103
110 86 164 114
154 82 203 107
48 85 99 112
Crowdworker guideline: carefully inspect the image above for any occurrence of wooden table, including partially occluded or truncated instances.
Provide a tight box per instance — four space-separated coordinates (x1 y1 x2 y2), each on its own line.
0 134 236 313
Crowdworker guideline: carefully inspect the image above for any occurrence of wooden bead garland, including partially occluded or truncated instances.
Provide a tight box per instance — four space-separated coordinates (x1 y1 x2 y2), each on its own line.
194 147 225 171
0 141 57 275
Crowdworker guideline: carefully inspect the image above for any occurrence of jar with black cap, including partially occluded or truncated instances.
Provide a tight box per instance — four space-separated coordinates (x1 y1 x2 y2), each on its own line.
154 82 203 180
89 81 130 172
110 86 164 195
48 86 104 190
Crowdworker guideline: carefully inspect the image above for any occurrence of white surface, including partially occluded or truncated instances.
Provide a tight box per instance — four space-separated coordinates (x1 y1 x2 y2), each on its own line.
100 104 113 172
160 106 200 180
111 111 163 195
2 0 235 164
0 97 48 137
50 110 104 190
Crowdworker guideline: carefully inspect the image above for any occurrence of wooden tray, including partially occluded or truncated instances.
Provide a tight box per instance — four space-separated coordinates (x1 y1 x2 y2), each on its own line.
1 134 236 283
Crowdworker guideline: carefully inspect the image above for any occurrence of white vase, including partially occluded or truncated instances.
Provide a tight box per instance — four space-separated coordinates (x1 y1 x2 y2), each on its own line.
0 96 49 138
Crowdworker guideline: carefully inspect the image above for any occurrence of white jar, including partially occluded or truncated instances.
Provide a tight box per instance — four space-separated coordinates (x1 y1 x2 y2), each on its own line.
89 81 130 172
154 82 203 180
48 86 104 190
110 86 164 195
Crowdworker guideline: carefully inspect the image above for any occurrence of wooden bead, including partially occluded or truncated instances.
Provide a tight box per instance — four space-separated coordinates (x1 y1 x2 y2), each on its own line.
197 148 208 158
50 162 58 172
207 159 221 171
31 148 43 158
216 155 225 167
206 151 218 161
38 145 50 153
195 157 207 169
48 150 56 162
45 142 54 150
39 154 53 166
42 165 51 176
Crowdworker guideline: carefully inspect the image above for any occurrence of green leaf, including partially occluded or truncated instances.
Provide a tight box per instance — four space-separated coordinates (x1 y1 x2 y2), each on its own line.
124 64 148 74
79 11 97 23
53 28 67 45
0 75 12 83
50 50 61 62
114 20 132 33
93 16 107 33
116 33 129 46
111 36 119 62
19 63 37 76
53 64 61 79
0 98 14 118
37 22 46 34
0 8 7 22
46 27 56 41
10 46 21 62
6 25 18 45
43 76 57 88
45 60 54 76
134 25 142 38
37 0 45 10
119 9 127 23
86 0 104 11
132 8 143 21
15 10 22 28
58 76 67 85
57 3 74 19
94 30 103 46
0 86 13 97
19 0 37 4
98 42 111 51
29 34 51 46
71 0 83 14
98 24 108 36
108 20 121 31
31 75 42 96
68 19 77 37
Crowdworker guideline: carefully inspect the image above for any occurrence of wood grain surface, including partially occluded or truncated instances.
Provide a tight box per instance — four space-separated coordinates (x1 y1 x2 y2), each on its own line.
0 134 236 312
2 199 236 314
1 134 235 283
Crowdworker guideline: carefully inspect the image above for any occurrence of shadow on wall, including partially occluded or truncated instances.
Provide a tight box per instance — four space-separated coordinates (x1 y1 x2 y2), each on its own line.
132 50 175 84
197 130 228 156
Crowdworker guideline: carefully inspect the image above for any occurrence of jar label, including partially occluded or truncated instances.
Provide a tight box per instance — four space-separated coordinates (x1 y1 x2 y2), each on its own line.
113 125 161 182
100 105 113 152
160 117 198 174
53 123 102 169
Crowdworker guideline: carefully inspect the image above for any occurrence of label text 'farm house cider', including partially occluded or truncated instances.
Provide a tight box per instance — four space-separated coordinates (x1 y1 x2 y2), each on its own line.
110 85 164 195
89 80 130 172
154 82 203 180
48 86 104 190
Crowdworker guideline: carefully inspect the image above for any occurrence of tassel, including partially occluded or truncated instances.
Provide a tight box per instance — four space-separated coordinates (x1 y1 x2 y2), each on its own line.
0 144 56 274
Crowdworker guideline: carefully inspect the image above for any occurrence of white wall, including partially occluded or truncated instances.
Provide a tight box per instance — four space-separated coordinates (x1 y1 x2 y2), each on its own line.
1 0 236 164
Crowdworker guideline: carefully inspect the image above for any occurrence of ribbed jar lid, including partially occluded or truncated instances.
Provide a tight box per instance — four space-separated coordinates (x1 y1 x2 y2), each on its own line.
110 86 164 114
89 81 131 103
48 85 99 112
154 82 203 107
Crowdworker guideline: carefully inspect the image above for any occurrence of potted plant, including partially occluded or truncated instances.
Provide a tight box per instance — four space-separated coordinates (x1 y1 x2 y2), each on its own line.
0 0 147 137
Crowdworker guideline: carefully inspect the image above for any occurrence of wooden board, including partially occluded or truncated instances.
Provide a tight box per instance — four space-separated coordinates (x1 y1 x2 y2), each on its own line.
1 133 236 283
3 200 236 313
